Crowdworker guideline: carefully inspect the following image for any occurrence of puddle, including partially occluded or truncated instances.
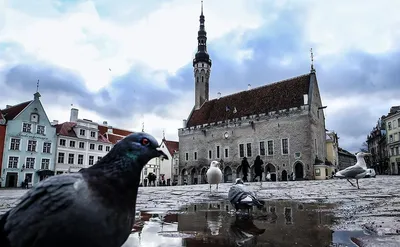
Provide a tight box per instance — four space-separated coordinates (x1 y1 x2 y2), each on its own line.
123 200 370 247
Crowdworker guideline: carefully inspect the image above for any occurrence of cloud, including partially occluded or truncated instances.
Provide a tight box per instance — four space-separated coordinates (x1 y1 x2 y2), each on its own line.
1 0 400 152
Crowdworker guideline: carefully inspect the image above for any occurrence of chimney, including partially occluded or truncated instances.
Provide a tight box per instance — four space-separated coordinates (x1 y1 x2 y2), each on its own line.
183 119 187 128
103 121 108 126
247 84 251 90
52 120 59 125
6 105 12 109
303 94 309 105
70 108 79 122
217 92 221 99
107 126 113 133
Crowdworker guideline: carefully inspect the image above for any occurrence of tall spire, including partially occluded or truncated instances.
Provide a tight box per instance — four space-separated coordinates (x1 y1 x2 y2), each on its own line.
193 0 211 67
310 48 316 73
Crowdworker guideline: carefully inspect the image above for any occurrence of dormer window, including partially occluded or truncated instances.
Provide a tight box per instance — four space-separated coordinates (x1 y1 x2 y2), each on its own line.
30 113 39 123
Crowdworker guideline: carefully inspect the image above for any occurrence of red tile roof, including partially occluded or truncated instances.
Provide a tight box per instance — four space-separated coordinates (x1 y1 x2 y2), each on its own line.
55 122 77 137
186 74 311 127
98 125 133 137
162 139 179 156
0 101 32 121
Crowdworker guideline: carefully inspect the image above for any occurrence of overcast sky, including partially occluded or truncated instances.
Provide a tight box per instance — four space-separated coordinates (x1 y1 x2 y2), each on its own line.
0 0 399 153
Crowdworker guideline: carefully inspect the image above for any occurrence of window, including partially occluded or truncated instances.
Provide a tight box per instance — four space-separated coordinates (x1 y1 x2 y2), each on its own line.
26 157 35 169
43 142 51 153
389 135 393 142
79 129 86 136
224 148 229 158
185 152 189 161
398 118 400 128
259 141 265 156
246 143 252 157
68 154 74 164
58 153 65 163
315 168 321 176
390 148 394 156
10 138 20 150
89 144 95 150
37 125 45 134
89 156 94 165
281 138 289 155
144 168 148 175
22 123 32 133
97 156 102 161
90 131 96 138
30 113 39 123
98 145 103 151
78 155 84 165
59 139 66 146
41 158 50 169
8 156 18 168
27 140 37 152
106 146 110 152
216 146 220 159
79 142 85 149
208 150 212 159
267 140 274 155
194 152 198 161
69 141 75 148
239 144 245 158
388 122 392 130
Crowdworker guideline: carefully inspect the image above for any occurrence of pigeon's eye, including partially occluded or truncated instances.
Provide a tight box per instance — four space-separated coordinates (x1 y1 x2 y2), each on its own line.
141 138 150 146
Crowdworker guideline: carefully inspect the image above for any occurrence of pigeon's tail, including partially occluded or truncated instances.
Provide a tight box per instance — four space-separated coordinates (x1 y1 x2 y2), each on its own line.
0 211 11 247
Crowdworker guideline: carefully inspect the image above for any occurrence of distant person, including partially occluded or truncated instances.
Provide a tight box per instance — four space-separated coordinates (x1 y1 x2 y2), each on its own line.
266 171 271 181
253 155 264 183
241 157 250 182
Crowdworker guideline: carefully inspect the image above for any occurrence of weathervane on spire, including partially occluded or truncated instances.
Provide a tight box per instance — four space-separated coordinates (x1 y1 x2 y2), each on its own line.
142 122 145 132
310 48 315 72
36 79 40 93
162 129 165 140
201 0 203 15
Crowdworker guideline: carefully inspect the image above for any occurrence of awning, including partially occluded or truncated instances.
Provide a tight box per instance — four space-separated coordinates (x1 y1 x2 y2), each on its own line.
36 169 55 176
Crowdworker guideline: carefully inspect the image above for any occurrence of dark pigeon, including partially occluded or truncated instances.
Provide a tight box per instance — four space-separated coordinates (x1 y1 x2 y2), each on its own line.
228 178 265 214
0 132 168 247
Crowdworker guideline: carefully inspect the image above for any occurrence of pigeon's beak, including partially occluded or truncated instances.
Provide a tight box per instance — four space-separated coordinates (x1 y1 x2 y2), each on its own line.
157 149 169 160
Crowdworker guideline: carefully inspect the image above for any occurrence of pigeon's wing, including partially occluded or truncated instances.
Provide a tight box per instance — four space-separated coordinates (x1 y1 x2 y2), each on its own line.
228 185 245 204
1 173 85 246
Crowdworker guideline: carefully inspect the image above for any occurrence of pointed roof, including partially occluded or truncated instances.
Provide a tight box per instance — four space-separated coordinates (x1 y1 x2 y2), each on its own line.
0 101 32 121
186 73 311 127
162 139 179 156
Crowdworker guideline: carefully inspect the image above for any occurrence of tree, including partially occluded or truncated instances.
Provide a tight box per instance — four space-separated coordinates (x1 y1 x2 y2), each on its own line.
360 142 368 152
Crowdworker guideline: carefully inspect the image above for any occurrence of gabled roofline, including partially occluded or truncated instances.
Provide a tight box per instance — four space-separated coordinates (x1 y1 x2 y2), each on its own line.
12 101 34 120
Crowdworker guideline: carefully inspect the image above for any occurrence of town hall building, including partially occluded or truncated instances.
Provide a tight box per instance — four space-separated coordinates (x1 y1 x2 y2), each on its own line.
178 3 327 184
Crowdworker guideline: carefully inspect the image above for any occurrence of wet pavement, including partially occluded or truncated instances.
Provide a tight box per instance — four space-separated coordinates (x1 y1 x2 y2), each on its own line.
1 175 400 246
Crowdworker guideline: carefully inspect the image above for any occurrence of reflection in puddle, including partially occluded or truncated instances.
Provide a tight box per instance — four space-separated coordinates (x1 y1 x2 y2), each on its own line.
122 200 366 247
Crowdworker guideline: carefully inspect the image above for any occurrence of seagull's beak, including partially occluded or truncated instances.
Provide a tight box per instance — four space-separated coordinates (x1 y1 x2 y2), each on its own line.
157 149 169 160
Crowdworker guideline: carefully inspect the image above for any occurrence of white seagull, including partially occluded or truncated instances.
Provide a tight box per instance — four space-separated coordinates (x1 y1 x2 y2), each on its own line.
334 151 372 189
206 160 223 193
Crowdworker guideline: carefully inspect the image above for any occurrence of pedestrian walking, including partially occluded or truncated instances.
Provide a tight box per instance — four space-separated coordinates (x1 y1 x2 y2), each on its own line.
241 157 250 182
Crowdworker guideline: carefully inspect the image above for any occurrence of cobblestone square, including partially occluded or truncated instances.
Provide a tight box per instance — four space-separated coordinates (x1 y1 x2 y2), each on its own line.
1 176 400 246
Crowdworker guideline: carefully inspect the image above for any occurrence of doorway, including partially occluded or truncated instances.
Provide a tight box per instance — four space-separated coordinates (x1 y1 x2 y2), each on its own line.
281 170 288 181
6 172 18 188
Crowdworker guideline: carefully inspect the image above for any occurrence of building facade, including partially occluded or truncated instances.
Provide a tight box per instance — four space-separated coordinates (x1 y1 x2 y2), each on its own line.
337 147 356 170
0 92 57 187
383 106 400 175
54 108 133 174
0 113 6 184
366 117 388 174
178 4 327 185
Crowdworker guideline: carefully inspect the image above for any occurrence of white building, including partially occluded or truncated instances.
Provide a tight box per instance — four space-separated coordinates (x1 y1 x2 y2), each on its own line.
139 138 179 186
383 106 400 174
54 108 133 174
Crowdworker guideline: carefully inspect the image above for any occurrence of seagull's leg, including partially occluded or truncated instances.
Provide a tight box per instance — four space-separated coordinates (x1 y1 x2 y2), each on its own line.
209 184 211 193
216 184 219 192
346 179 356 187
356 179 360 189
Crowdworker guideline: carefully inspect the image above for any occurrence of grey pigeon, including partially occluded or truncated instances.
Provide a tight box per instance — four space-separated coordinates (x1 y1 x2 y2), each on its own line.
228 178 265 213
0 132 168 247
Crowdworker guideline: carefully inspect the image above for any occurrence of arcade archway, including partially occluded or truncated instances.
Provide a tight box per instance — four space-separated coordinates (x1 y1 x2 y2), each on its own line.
181 169 188 185
190 168 198 185
265 163 277 181
281 170 288 181
224 166 233 183
294 162 304 180
200 167 207 184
